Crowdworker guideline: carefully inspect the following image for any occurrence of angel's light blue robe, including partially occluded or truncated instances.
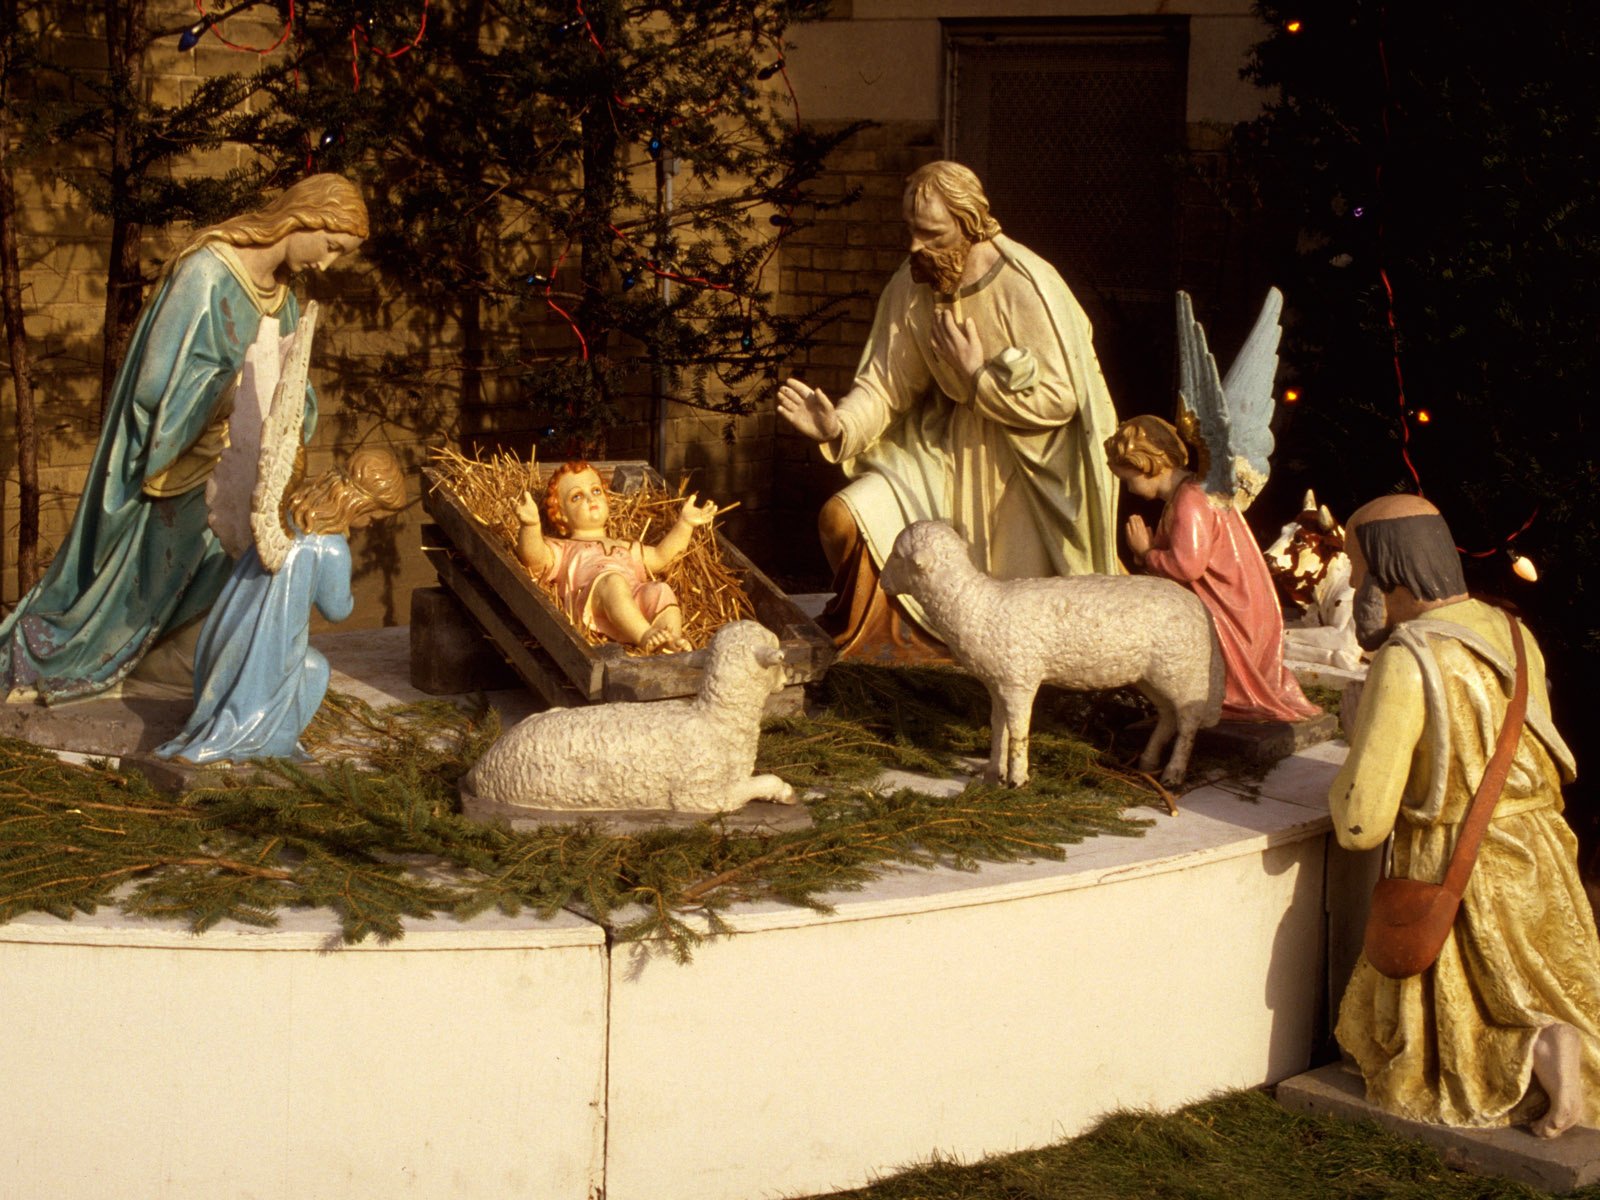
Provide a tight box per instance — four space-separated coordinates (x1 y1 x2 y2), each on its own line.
154 531 351 764
0 246 312 702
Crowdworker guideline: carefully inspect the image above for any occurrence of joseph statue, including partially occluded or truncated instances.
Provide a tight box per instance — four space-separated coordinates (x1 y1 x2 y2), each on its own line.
778 161 1120 660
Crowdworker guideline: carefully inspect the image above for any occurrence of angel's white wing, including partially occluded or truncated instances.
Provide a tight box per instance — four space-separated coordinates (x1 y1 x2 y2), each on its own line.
1175 288 1283 510
1220 286 1283 508
206 318 284 558
250 301 319 572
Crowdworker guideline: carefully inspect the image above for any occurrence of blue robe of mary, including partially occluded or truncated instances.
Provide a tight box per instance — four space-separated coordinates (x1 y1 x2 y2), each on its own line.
155 530 352 764
0 245 314 702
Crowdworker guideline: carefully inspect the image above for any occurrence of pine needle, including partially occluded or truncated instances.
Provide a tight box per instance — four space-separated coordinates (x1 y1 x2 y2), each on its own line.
426 445 755 649
0 667 1173 959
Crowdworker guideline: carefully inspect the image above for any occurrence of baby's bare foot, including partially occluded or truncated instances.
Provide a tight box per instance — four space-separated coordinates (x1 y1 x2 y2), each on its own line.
640 609 691 654
639 622 691 654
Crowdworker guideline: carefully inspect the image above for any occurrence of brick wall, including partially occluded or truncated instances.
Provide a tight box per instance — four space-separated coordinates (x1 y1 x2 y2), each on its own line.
0 6 1273 619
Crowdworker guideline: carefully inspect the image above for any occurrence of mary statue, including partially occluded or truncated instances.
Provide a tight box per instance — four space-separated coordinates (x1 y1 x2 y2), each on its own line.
0 174 368 703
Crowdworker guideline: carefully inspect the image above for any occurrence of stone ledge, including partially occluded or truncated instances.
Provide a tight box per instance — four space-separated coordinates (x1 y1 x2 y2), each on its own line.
1277 1061 1600 1193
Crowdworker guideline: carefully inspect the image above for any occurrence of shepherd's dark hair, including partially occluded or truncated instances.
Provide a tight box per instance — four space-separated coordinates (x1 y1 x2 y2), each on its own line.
1355 513 1466 601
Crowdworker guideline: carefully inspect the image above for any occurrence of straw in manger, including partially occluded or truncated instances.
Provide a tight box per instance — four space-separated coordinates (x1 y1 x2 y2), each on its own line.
425 447 754 650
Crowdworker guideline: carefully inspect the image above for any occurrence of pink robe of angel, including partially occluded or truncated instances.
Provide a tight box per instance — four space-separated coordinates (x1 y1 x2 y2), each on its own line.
543 537 678 643
1143 479 1321 723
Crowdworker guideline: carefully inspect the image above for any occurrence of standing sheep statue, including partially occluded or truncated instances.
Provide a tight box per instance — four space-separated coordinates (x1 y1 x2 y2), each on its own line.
464 620 797 814
880 520 1223 789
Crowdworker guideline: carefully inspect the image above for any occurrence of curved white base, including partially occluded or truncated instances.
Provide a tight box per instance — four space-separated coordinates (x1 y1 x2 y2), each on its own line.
0 742 1363 1200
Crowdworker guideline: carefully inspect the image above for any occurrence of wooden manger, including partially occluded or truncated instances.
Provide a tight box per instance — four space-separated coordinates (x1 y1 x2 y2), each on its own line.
419 457 833 711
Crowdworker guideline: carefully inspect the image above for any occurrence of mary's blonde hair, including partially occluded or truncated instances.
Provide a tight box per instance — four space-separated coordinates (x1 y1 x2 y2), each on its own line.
1104 415 1189 477
904 161 1001 242
289 446 406 535
180 174 369 261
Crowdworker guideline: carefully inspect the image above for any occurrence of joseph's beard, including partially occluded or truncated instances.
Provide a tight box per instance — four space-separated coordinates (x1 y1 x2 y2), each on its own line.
1353 577 1392 651
910 242 970 293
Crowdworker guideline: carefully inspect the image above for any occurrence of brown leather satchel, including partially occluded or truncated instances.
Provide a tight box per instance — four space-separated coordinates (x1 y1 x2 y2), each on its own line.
1361 614 1529 980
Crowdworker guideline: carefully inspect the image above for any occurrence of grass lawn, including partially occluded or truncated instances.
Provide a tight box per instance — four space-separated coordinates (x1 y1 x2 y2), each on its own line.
798 1088 1600 1199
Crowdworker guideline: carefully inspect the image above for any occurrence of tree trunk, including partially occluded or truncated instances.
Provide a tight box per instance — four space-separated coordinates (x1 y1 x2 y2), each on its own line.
575 0 621 456
0 0 38 596
98 0 146 423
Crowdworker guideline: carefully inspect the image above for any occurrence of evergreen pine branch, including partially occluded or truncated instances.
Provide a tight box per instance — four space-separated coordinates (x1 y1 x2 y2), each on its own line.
0 665 1183 959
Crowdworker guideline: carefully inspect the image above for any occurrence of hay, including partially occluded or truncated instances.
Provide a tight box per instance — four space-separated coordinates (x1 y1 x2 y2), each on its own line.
426 446 755 651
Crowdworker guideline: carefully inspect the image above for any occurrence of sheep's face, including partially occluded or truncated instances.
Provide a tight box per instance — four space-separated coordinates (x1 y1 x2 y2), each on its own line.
707 620 788 694
882 520 966 600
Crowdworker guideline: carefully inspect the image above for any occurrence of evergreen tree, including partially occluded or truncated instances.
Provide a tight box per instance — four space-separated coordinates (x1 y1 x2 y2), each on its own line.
38 1 298 416
0 0 46 591
280 0 863 457
1239 0 1600 845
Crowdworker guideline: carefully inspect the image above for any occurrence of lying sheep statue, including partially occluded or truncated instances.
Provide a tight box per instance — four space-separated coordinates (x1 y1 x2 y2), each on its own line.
464 620 797 813
881 521 1224 788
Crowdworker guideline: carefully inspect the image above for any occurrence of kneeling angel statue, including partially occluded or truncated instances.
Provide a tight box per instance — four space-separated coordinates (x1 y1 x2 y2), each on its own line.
156 304 405 765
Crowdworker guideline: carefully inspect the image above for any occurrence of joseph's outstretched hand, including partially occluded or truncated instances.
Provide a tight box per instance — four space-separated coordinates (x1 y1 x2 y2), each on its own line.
777 377 842 443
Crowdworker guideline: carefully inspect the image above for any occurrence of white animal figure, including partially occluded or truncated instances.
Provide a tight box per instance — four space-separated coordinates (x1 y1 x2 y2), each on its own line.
881 521 1224 788
463 620 797 813
1264 489 1361 670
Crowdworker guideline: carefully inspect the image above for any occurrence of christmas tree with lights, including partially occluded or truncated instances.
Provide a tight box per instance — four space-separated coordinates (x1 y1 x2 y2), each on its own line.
1240 0 1600 852
275 0 863 459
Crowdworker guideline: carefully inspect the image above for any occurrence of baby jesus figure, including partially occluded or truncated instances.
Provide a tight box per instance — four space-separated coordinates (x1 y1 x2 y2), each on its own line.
515 461 718 653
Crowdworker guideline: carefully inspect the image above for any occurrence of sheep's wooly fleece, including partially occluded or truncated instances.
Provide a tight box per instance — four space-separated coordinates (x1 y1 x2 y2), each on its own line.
881 520 1223 787
464 620 797 813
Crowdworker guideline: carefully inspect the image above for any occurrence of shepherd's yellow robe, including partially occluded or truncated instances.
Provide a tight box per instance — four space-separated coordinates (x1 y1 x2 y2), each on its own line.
1331 598 1600 1127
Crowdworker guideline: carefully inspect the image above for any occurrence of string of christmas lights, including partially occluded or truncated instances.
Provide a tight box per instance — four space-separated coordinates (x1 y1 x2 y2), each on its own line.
1293 6 1539 580
190 0 294 54
185 0 428 96
537 241 588 360
572 0 607 54
562 3 802 354
349 1 429 91
1372 15 1425 497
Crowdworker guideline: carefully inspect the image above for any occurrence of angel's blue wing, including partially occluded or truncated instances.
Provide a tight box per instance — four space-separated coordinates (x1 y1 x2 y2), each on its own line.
1175 288 1283 510
1175 290 1230 499
1221 286 1282 506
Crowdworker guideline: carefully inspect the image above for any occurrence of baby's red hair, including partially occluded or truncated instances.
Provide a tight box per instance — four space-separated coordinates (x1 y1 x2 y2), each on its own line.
544 460 596 534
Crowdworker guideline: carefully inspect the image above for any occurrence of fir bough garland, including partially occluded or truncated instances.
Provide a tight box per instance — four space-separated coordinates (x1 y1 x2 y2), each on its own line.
0 669 1166 959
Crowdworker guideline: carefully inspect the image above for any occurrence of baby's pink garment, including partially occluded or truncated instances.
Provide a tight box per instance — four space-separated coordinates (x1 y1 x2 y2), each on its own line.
544 537 677 642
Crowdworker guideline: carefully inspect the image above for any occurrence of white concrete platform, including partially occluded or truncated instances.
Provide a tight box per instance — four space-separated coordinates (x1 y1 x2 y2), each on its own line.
0 906 609 1199
0 624 1367 1200
603 752 1357 1200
